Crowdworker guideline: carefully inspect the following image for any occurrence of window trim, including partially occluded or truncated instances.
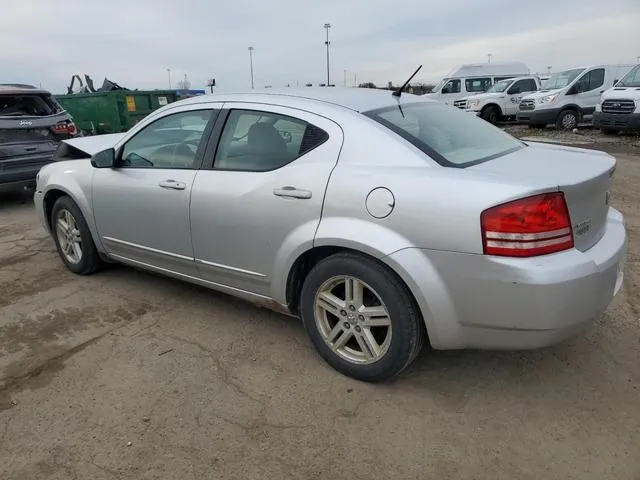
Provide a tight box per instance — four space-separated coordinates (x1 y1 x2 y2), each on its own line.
115 108 219 170
205 108 330 173
363 103 525 169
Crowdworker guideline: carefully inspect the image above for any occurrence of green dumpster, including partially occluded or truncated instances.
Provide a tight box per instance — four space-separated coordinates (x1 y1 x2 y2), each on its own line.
55 90 178 135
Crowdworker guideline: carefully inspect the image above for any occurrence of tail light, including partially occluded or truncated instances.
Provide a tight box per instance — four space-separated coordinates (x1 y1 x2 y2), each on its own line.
481 192 573 257
51 121 77 136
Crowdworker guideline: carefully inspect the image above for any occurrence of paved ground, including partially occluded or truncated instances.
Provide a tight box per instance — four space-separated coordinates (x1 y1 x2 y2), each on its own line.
1 151 639 479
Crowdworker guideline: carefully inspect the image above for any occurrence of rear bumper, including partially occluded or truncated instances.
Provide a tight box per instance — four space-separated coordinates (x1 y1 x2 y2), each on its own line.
384 208 626 350
594 112 640 131
0 155 54 188
516 108 560 125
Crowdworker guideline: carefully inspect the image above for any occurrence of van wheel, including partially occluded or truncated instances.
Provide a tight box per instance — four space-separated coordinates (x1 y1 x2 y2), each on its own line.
556 109 579 130
299 252 425 382
481 105 500 124
601 128 618 135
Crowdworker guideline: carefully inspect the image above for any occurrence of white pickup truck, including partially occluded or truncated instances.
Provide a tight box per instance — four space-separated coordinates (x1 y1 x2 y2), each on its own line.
453 76 540 124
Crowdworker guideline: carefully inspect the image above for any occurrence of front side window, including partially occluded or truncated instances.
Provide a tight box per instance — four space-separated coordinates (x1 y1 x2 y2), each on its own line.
441 79 460 94
587 68 605 91
120 110 213 169
508 79 537 95
364 102 523 167
465 77 492 92
214 109 328 172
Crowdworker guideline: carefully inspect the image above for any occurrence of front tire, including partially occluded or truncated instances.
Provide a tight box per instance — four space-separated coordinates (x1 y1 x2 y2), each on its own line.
51 196 102 275
300 252 425 382
481 105 500 124
556 109 579 130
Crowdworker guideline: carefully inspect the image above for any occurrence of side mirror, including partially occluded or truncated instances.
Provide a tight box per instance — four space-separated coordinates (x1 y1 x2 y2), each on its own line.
91 148 115 168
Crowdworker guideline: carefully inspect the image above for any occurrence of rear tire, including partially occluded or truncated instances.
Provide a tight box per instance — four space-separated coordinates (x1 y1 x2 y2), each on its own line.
556 109 579 130
300 252 425 382
51 196 102 275
481 105 500 124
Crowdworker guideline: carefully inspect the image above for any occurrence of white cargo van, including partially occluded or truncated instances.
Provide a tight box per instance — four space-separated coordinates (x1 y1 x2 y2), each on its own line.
453 76 540 124
424 62 530 105
516 64 634 129
594 63 640 134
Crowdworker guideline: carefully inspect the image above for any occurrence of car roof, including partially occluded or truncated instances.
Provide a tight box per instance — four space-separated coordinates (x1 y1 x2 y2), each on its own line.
174 87 434 113
0 84 52 95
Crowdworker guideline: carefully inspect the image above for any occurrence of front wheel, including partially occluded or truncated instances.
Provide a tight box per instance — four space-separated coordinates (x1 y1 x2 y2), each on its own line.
300 252 425 382
556 109 579 130
51 196 102 275
481 105 500 124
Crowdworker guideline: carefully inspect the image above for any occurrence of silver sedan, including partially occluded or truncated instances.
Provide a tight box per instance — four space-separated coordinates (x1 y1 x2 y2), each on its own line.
34 89 626 381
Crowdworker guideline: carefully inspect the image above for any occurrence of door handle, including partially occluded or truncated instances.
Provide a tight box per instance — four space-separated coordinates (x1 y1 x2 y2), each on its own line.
273 186 312 199
24 146 37 152
158 179 186 190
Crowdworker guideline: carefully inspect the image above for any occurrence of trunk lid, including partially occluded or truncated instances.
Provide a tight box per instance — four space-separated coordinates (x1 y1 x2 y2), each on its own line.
469 142 615 252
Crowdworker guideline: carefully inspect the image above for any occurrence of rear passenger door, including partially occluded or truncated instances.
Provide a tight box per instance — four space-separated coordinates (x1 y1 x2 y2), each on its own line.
190 104 343 298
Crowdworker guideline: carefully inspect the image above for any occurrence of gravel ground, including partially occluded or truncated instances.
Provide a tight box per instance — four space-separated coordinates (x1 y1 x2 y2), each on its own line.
0 142 639 479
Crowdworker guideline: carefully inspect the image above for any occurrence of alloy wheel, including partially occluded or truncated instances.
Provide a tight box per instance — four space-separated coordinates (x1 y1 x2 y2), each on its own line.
55 209 83 264
314 276 392 365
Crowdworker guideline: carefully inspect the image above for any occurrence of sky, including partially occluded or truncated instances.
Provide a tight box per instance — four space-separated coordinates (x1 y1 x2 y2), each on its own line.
1 0 639 94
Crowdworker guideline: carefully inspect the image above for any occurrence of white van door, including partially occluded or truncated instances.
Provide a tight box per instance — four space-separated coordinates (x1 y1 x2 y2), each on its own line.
571 68 605 115
438 79 462 105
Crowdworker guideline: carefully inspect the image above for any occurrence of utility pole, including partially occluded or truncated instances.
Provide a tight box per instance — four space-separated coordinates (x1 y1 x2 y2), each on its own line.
487 53 492 64
343 69 347 87
248 46 255 89
167 68 172 89
324 23 331 86
354 72 357 87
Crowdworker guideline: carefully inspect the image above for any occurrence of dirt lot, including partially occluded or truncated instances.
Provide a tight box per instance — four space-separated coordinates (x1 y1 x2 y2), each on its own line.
1 143 639 479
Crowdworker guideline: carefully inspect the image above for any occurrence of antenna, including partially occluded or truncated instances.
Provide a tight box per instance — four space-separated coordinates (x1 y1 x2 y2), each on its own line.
392 65 422 97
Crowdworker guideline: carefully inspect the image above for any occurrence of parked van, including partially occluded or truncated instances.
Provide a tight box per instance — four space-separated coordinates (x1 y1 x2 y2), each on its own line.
453 76 540 124
516 64 634 129
594 63 640 134
424 62 530 105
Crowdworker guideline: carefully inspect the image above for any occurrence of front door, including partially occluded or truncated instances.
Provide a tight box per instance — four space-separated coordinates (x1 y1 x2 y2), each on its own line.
190 104 343 298
92 106 217 276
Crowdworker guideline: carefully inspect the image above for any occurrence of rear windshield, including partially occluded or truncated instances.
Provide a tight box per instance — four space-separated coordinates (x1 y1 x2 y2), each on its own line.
364 102 524 167
0 94 62 117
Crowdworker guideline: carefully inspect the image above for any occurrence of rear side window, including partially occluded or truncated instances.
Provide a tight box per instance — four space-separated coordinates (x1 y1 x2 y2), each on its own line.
214 109 328 172
364 102 523 168
465 77 492 92
0 94 61 117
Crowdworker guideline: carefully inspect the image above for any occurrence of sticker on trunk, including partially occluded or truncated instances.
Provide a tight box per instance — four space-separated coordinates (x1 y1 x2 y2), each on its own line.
574 219 592 236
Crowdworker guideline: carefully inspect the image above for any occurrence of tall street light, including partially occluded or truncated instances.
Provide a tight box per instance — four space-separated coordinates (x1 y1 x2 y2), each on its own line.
324 23 331 86
248 46 255 89
167 68 172 89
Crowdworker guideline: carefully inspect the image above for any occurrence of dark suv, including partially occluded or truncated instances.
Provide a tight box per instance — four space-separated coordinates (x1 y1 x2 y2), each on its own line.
0 84 77 191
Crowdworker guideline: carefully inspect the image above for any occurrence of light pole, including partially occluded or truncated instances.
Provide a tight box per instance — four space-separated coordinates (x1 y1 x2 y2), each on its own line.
343 69 347 87
167 68 172 89
248 46 255 89
324 23 331 86
487 53 492 64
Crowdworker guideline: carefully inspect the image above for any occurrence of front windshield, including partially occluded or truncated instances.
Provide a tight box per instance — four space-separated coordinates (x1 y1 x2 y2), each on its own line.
541 68 584 90
616 65 640 87
430 78 447 93
364 102 523 167
486 80 511 93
